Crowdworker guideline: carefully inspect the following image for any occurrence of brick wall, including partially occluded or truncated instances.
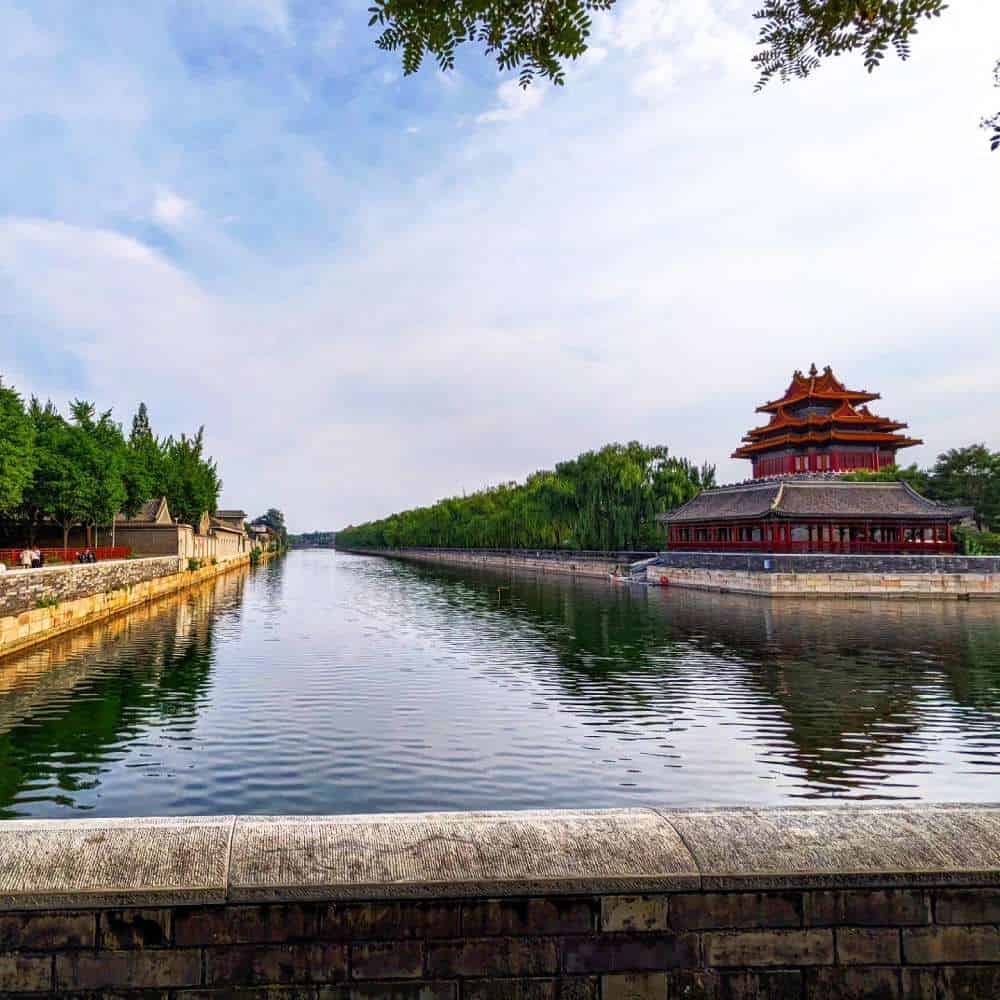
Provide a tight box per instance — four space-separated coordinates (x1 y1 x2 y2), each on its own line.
1 808 998 998
6 887 1000 997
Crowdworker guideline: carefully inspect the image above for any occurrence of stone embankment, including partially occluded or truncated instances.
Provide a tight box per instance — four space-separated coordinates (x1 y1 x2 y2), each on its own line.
648 552 1000 599
347 548 1000 598
1 805 999 996
0 554 250 659
349 548 655 580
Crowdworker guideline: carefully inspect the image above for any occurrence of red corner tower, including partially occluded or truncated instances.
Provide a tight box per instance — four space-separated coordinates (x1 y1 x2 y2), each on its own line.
733 364 922 478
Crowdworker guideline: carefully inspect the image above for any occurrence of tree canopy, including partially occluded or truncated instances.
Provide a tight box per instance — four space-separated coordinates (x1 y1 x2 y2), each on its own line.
371 0 996 148
336 442 714 551
0 377 225 547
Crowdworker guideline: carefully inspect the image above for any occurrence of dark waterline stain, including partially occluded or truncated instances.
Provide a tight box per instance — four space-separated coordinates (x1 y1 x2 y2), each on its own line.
0 551 999 818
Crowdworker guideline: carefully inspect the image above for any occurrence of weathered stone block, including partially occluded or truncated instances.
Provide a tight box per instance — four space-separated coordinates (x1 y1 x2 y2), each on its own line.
351 940 423 979
100 909 171 949
935 888 1000 925
462 978 560 1000
204 943 348 985
720 970 802 999
562 934 699 973
835 927 900 965
600 896 668 933
0 911 94 950
702 929 833 968
426 937 558 977
804 967 900 1000
601 972 668 1000
669 893 800 931
325 902 461 940
0 953 52 993
937 965 1000 1000
174 904 318 945
54 950 201 990
325 984 457 1000
806 890 929 927
902 925 1000 964
465 898 594 936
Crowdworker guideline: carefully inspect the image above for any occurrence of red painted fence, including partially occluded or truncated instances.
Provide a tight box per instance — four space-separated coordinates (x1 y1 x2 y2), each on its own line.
0 546 132 567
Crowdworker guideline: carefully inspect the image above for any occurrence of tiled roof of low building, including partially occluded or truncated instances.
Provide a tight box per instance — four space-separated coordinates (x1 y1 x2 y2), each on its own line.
659 478 972 523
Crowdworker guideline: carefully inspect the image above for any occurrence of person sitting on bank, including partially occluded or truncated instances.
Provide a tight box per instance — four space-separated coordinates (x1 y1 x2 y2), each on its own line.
32 548 44 568
19 548 33 569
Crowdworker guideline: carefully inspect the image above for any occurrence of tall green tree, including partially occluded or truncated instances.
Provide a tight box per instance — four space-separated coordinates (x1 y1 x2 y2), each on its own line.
0 378 35 514
161 428 221 527
335 441 711 552
67 401 128 546
123 402 163 517
931 445 1000 532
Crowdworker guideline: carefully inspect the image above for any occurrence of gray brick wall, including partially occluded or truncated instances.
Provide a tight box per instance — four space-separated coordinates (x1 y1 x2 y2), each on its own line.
2 887 998 996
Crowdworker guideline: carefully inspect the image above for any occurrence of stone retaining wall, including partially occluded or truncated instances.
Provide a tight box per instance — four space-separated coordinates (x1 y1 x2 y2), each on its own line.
649 553 1000 598
350 548 652 580
0 555 250 659
0 806 998 997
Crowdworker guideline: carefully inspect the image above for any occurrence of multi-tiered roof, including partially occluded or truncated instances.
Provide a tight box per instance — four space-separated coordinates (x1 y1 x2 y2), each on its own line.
733 364 922 478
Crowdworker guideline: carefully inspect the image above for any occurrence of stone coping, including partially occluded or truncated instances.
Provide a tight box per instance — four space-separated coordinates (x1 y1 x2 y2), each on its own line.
1 805 999 910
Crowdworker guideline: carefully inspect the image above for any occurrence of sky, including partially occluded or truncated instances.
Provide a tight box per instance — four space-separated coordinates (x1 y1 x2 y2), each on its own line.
1 0 998 532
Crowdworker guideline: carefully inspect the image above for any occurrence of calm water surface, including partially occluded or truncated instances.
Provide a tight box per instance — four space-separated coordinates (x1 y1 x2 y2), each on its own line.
1 550 999 818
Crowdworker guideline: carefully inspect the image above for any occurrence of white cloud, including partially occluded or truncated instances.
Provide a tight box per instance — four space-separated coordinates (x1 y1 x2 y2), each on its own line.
152 189 197 228
477 79 545 123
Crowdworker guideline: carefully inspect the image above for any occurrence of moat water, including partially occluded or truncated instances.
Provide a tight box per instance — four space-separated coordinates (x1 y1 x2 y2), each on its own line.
1 550 999 819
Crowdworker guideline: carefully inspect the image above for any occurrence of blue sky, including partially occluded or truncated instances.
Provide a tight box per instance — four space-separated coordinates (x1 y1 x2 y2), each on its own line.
1 0 998 531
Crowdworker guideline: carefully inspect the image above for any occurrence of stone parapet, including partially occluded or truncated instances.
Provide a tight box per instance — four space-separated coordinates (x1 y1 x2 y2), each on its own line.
0 555 250 659
0 806 998 996
651 552 1000 598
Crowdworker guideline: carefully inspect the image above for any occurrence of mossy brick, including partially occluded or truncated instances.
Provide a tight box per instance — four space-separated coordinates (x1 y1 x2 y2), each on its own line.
54 950 200 990
174 904 318 946
600 897 668 933
835 927 900 965
99 909 171 949
804 967 901 1000
350 940 424 979
806 890 929 927
0 912 94 950
934 889 1000 925
204 943 347 986
902 925 1000 964
703 929 833 968
601 972 668 1000
562 934 698 974
465 898 594 936
324 902 461 940
0 953 52 993
669 893 800 931
426 937 558 978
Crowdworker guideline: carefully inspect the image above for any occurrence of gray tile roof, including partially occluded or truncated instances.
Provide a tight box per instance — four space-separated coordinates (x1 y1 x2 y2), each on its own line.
659 479 972 523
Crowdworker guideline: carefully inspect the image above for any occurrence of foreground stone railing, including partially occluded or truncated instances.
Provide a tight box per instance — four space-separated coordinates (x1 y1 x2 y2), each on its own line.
1 806 999 996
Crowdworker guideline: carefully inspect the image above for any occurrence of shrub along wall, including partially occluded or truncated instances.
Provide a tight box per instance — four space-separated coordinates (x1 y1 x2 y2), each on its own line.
0 807 998 997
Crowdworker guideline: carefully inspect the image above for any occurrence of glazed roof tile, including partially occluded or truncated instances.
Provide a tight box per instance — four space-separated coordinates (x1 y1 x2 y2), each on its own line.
660 479 972 523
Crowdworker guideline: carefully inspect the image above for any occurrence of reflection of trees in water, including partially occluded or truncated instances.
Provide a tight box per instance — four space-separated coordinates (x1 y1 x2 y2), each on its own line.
0 570 246 817
405 560 1000 796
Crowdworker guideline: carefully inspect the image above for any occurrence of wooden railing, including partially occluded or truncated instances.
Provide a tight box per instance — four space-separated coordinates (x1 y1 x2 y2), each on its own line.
0 546 132 567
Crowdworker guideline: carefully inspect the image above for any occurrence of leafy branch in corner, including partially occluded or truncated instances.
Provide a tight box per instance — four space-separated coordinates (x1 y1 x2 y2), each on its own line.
367 0 613 86
751 0 948 89
983 60 1000 151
